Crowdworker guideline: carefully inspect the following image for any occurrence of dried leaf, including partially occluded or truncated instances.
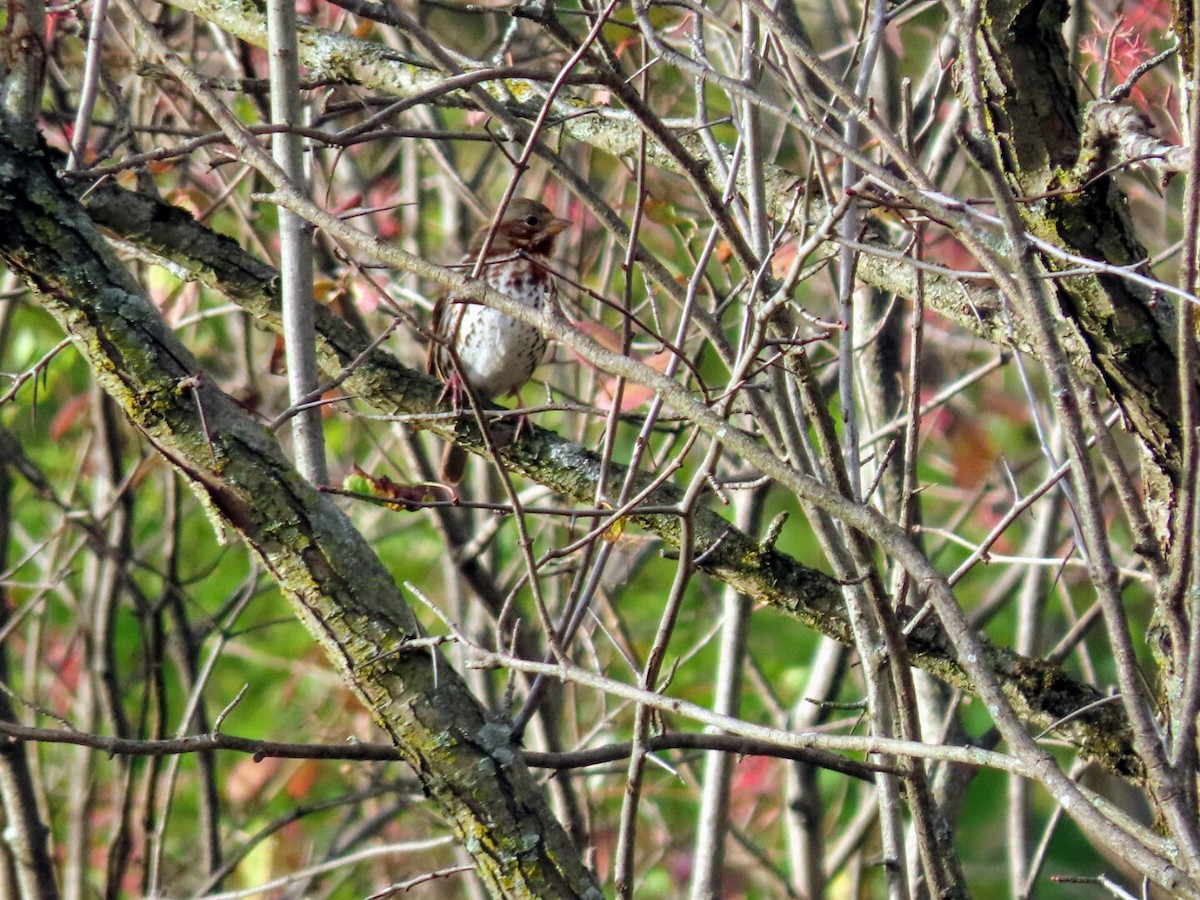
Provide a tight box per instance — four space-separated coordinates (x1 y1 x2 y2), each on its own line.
345 464 452 510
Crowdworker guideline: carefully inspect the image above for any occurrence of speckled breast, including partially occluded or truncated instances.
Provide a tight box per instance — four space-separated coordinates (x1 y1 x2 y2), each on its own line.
449 255 551 399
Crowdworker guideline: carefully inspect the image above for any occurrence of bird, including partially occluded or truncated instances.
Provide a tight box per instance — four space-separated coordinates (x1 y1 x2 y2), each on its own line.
427 198 570 484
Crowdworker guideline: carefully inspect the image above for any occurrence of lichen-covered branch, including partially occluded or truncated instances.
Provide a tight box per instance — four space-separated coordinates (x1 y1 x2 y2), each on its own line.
1082 100 1191 180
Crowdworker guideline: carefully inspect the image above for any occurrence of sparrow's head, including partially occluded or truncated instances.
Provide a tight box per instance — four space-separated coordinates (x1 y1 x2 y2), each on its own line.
472 199 570 255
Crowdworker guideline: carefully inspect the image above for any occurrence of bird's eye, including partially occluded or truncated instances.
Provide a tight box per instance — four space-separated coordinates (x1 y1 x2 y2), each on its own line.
524 214 540 227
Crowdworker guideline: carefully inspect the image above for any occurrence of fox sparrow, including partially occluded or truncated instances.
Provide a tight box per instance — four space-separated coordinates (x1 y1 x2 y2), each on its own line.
427 198 570 484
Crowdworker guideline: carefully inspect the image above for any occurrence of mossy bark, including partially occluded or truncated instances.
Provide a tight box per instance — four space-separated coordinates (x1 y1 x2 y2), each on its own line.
966 0 1181 514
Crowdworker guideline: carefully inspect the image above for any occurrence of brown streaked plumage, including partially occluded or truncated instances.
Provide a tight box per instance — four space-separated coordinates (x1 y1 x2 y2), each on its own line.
428 198 569 484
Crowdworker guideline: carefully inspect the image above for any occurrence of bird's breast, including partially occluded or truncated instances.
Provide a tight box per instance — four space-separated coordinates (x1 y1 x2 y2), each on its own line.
450 256 552 398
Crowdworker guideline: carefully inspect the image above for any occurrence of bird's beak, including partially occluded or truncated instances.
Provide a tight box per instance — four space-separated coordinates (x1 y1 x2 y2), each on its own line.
545 217 571 236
